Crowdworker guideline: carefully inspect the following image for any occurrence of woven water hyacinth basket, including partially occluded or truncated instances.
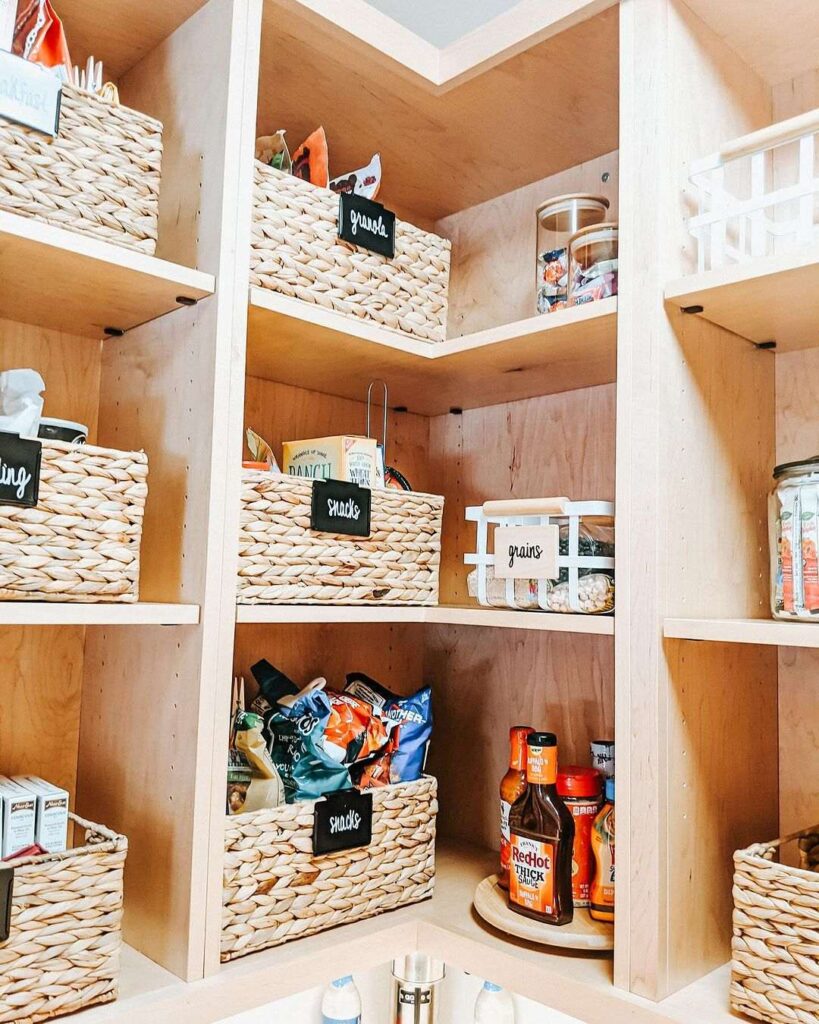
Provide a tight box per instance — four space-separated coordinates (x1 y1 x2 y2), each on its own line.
731 826 819 1024
250 163 451 343
0 84 162 254
222 776 437 960
0 440 148 603
237 472 443 605
0 815 127 1024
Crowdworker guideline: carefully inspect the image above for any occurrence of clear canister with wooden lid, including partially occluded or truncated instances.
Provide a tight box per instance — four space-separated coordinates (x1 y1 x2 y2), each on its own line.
568 222 619 306
536 194 609 315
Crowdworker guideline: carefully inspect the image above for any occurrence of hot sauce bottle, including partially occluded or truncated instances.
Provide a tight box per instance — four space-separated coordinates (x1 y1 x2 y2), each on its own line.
508 732 575 926
499 726 534 890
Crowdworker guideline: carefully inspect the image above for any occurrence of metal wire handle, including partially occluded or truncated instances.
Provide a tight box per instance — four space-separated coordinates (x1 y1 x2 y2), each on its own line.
367 379 389 456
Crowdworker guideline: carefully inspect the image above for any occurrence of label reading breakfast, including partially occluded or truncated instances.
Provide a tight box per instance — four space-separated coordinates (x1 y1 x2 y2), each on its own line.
510 835 556 914
494 525 559 580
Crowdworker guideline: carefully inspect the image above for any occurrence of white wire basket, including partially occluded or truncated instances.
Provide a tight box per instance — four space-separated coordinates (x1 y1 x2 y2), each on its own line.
465 497 615 615
689 107 819 272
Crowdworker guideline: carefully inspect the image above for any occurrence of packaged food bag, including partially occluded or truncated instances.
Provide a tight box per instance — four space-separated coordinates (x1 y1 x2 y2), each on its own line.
14 0 72 81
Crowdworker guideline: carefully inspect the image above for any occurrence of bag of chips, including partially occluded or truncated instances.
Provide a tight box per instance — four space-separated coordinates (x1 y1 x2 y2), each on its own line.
345 673 433 784
14 0 72 81
291 126 329 188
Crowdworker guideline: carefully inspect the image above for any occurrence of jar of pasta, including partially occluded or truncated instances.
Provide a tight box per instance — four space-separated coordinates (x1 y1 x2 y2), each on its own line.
770 456 819 621
535 194 609 315
568 223 619 306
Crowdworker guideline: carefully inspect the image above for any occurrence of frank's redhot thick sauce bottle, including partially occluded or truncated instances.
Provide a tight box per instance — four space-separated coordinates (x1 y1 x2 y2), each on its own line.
508 732 575 926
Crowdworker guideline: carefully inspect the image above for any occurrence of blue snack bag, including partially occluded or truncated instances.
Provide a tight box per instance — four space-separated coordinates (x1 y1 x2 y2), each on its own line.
344 673 432 783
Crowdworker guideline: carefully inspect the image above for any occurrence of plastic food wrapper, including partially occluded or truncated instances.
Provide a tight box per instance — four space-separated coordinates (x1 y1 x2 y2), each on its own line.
256 130 292 174
537 247 568 314
353 733 398 790
292 126 329 188
330 153 382 201
14 0 72 81
245 427 280 471
0 369 45 438
345 673 432 784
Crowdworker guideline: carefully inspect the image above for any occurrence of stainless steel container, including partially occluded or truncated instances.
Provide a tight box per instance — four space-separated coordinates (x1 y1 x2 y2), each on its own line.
392 954 445 1024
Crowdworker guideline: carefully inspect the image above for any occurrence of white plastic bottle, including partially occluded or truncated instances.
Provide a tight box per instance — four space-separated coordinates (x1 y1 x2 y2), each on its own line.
474 981 515 1024
321 976 362 1024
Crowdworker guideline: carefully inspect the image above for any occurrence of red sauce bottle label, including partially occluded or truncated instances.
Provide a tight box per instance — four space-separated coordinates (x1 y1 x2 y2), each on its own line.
510 835 556 914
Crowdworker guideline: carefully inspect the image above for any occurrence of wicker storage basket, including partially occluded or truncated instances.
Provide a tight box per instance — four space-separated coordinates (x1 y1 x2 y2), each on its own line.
250 163 451 343
0 814 127 1024
731 825 819 1024
222 776 437 960
237 472 443 605
0 84 162 254
0 440 148 603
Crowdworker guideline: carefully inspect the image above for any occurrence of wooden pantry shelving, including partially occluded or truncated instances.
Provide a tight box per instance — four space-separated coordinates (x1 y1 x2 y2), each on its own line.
0 212 215 337
6 0 819 1023
247 289 617 415
0 602 200 626
665 617 819 648
665 249 819 352
236 603 615 633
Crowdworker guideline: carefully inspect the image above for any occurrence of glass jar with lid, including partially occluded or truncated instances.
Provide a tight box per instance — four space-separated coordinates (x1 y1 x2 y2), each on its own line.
568 222 619 306
535 194 609 315
770 456 819 621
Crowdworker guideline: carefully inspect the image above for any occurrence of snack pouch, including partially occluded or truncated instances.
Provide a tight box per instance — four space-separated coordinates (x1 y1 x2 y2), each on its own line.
292 126 329 188
266 687 351 803
14 0 72 81
345 673 432 783
322 690 395 766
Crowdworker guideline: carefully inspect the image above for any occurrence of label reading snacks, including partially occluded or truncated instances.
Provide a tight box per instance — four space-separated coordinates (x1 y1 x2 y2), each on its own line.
338 192 396 258
311 478 372 537
0 50 61 136
0 432 41 507
494 525 559 580
313 788 373 855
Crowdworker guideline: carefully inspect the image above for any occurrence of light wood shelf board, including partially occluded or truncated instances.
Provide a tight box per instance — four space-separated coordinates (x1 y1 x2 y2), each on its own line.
60 844 738 1024
0 603 201 626
0 212 214 339
236 603 614 634
665 617 819 648
678 0 819 85
56 0 209 78
258 2 619 220
247 290 617 415
665 249 819 353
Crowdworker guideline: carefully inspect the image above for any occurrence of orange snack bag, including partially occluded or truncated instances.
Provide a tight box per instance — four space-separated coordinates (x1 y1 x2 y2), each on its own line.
14 0 72 81
292 126 329 188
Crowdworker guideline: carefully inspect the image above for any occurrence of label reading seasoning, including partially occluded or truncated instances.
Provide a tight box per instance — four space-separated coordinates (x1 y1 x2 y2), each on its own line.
510 835 555 914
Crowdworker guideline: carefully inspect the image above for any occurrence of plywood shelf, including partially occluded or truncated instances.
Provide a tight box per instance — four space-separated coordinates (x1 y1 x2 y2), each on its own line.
236 603 614 634
665 617 819 648
246 289 617 415
665 249 819 353
0 212 215 338
0 603 200 626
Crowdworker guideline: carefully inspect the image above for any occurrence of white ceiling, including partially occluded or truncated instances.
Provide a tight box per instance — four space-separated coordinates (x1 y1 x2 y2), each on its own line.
365 0 522 47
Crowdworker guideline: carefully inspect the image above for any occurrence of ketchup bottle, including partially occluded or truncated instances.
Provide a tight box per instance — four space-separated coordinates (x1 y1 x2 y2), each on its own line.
508 732 574 926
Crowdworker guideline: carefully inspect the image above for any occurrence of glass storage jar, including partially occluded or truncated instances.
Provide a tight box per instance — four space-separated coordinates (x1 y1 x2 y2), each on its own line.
770 456 819 621
535 194 609 315
568 222 619 306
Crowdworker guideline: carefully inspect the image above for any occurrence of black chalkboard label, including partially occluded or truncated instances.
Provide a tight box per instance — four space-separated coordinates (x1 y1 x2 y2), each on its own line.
313 789 373 856
0 866 13 944
311 479 371 537
338 193 396 258
0 432 41 508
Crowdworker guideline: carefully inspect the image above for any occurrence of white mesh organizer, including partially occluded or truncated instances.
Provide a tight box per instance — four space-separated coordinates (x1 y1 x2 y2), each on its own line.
689 107 819 272
465 497 615 614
